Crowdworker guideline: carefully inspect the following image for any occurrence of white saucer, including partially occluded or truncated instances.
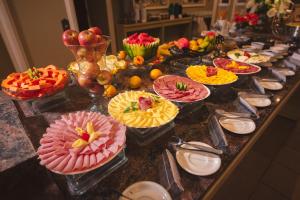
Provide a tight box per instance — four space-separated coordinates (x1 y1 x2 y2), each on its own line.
219 117 256 134
176 141 221 176
277 69 295 76
120 181 172 200
244 97 272 107
259 81 283 90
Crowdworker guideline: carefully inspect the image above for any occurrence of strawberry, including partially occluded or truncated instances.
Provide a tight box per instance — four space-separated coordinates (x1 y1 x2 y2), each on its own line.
81 132 90 141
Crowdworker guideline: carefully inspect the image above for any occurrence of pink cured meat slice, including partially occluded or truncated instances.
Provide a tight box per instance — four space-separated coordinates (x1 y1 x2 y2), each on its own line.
89 154 97 167
53 155 71 172
81 145 92 154
107 143 119 154
39 151 54 160
73 155 84 170
102 148 111 158
40 154 59 166
38 146 54 155
96 152 105 164
90 142 100 152
83 154 90 168
47 155 66 169
63 154 77 172
40 137 53 144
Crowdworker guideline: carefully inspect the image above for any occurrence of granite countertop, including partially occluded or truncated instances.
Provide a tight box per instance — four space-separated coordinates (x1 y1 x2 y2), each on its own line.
0 93 36 172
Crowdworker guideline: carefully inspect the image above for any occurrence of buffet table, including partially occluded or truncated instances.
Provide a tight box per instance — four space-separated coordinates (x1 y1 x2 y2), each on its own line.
5 41 299 199
0 26 300 199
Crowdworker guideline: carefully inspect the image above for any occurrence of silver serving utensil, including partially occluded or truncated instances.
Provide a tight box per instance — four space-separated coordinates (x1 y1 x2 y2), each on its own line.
238 92 272 99
258 78 280 82
215 109 252 119
170 136 223 155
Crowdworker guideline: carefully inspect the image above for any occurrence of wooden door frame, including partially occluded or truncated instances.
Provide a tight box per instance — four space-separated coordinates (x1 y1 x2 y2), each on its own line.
0 0 29 71
64 0 79 31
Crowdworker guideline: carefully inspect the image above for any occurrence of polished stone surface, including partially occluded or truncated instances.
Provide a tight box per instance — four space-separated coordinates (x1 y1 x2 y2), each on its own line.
0 93 36 172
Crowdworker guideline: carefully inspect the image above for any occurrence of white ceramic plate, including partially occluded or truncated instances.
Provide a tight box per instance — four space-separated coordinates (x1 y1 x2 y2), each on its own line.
120 181 172 200
277 69 295 76
219 117 256 134
176 141 221 176
244 97 272 107
227 50 270 64
259 81 283 90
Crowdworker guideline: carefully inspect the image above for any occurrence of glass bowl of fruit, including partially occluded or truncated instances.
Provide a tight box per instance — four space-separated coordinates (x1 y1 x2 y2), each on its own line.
63 27 113 112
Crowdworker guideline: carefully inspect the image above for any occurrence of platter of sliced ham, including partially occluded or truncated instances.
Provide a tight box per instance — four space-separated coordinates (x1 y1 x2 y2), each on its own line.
213 58 261 75
37 111 126 175
153 75 210 103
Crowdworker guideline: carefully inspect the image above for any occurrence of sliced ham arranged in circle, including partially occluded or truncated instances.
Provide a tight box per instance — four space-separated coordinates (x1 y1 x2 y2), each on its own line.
37 111 126 175
213 58 261 75
153 75 210 103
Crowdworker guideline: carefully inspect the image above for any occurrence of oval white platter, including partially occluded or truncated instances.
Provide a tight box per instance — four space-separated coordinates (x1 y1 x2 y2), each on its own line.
176 141 221 176
259 81 283 90
120 181 172 200
219 117 256 134
243 97 272 108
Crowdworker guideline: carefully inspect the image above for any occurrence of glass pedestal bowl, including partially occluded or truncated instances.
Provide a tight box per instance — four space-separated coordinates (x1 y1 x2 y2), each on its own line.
66 36 111 113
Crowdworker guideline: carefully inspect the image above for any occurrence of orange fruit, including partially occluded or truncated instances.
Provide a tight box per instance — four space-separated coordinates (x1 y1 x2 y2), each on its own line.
150 69 163 80
129 75 142 89
103 85 117 97
133 56 144 65
118 51 126 59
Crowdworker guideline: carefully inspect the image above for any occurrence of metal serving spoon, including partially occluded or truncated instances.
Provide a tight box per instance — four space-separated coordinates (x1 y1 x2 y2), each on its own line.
169 136 223 155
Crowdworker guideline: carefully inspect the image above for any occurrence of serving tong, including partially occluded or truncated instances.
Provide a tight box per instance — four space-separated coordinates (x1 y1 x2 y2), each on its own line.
169 136 223 155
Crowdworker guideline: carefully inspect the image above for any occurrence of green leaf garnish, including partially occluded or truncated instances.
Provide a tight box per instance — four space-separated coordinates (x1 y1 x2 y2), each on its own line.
234 53 241 58
176 82 187 91
151 95 160 103
27 67 41 79
124 101 139 113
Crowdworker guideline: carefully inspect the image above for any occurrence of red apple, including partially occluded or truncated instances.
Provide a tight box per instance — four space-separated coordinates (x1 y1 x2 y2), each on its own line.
77 75 93 88
88 27 102 35
78 30 97 46
78 61 100 78
62 29 79 46
95 35 103 43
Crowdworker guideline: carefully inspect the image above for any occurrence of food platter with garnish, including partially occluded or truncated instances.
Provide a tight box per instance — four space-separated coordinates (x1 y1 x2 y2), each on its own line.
108 91 179 129
153 75 210 103
213 58 261 75
1 65 69 101
186 65 238 86
227 49 270 64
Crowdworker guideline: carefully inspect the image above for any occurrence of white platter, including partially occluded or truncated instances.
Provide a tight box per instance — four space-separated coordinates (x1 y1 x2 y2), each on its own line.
243 97 272 108
176 141 221 176
259 81 283 90
120 181 172 200
219 117 256 134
